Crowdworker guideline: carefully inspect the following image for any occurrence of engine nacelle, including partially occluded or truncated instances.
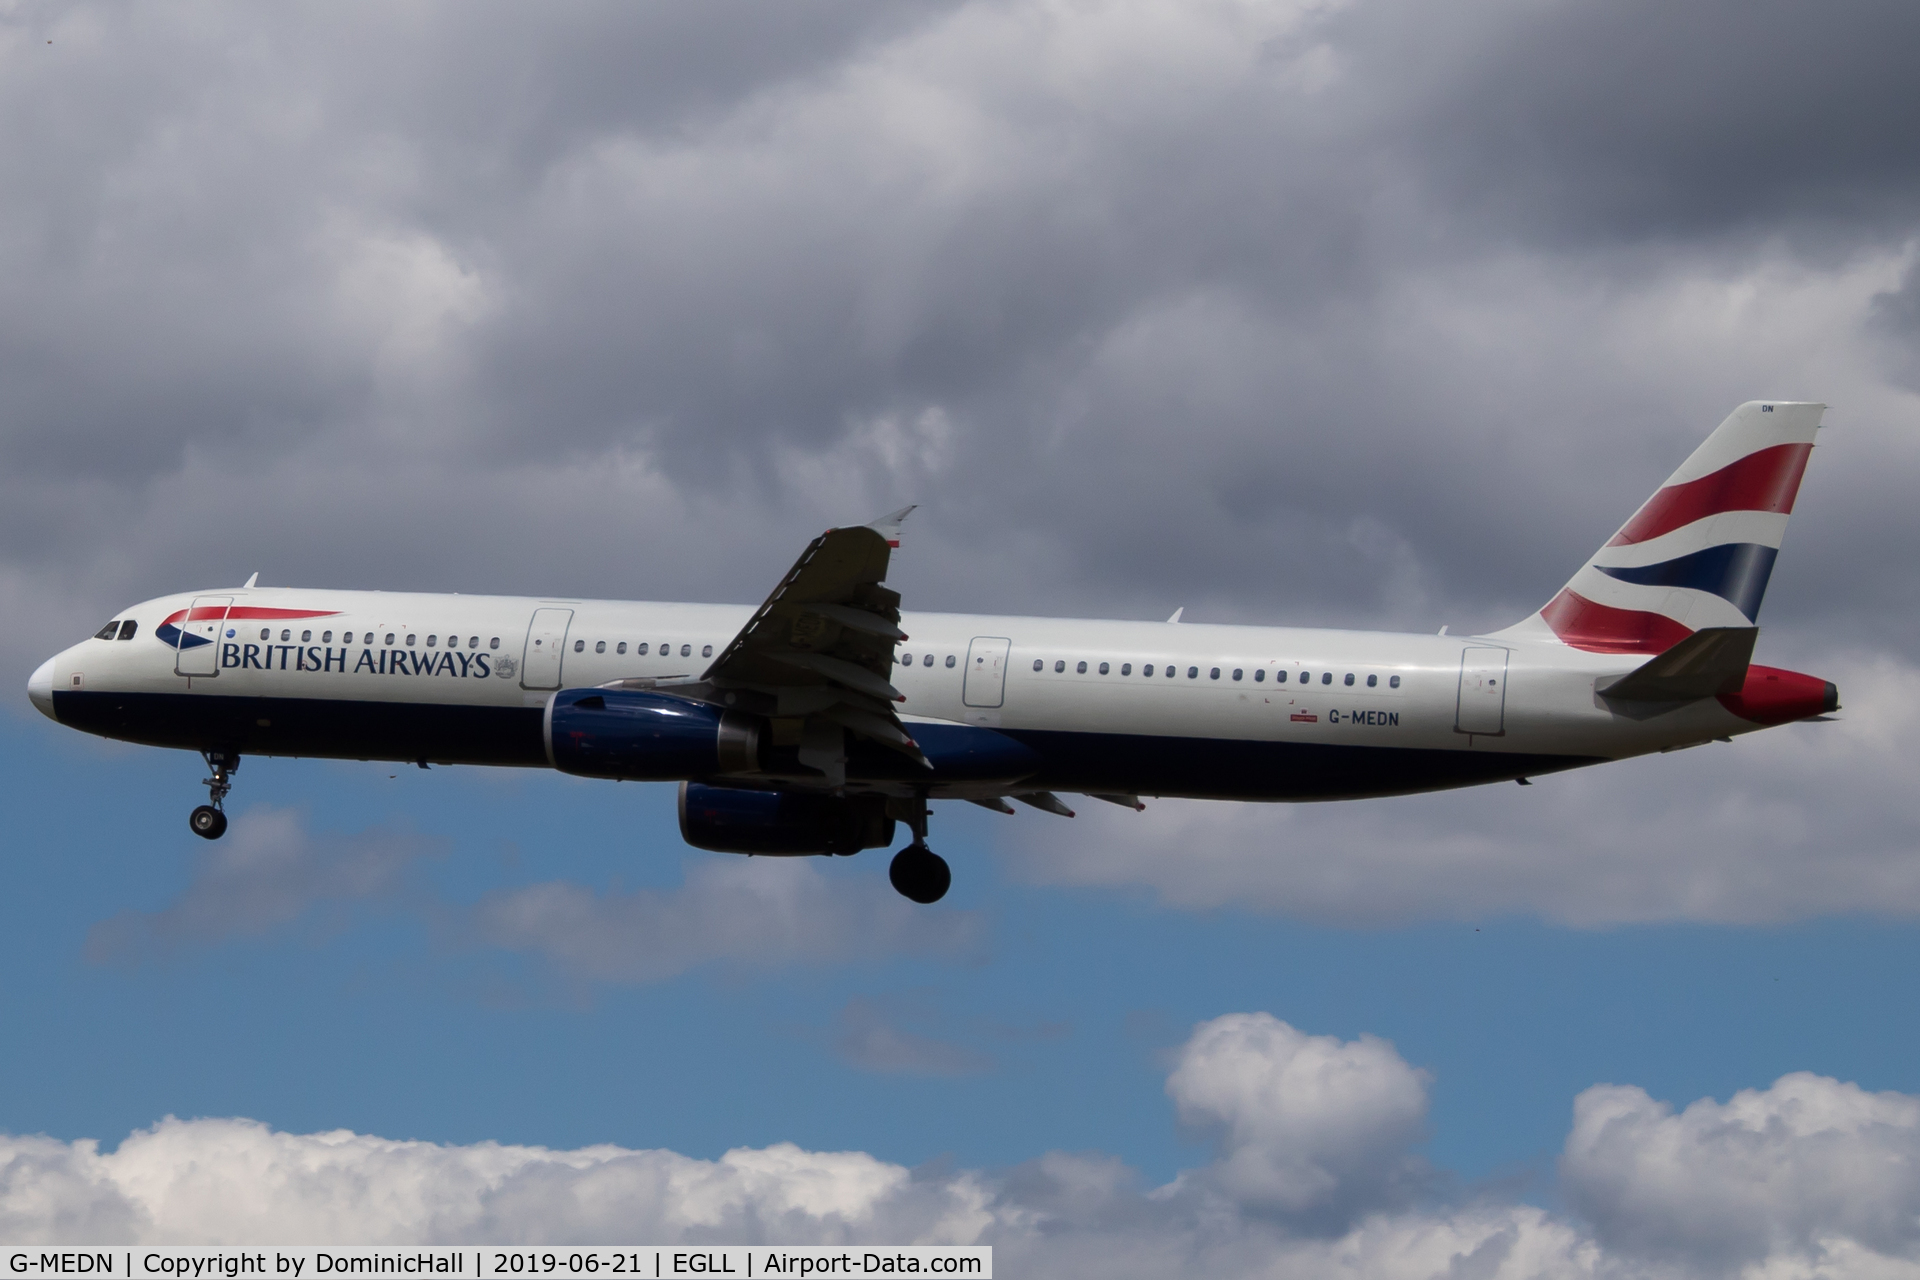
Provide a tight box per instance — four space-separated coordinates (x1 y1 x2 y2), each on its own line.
545 688 760 780
678 782 895 856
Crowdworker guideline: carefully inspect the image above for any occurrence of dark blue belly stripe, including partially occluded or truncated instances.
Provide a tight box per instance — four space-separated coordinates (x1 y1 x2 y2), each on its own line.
49 690 1600 802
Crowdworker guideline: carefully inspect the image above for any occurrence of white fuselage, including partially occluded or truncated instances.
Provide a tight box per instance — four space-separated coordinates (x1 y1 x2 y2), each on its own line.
31 585 1772 802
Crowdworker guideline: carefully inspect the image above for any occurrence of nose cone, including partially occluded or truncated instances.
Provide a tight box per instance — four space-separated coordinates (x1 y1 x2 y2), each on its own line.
27 657 57 721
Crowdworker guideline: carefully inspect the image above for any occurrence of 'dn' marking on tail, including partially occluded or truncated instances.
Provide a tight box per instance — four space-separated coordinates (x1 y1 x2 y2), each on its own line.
1500 401 1825 654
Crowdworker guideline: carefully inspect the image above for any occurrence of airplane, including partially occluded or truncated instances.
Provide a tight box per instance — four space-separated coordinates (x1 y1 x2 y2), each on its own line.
27 401 1838 904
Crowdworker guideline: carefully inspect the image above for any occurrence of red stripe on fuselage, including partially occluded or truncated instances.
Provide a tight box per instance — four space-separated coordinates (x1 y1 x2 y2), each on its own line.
1539 588 1695 654
163 606 343 624
1607 443 1812 546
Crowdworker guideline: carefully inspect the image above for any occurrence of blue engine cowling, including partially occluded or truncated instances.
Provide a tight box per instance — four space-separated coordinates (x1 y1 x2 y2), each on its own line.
546 688 761 780
678 782 895 856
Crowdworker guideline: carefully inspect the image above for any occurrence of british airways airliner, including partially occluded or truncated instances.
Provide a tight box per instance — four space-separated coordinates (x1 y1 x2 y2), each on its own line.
28 402 1837 902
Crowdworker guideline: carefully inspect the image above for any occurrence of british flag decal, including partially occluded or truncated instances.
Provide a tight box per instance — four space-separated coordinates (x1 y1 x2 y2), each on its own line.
1513 402 1825 654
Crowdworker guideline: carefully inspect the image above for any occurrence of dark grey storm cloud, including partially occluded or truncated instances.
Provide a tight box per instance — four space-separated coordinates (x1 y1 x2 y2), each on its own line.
1 0 1914 677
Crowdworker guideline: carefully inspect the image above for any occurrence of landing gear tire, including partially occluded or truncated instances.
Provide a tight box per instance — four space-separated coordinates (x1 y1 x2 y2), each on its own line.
889 845 951 904
190 750 239 840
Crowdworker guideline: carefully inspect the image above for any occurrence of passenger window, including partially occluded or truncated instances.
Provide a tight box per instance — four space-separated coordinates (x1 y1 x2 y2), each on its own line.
1344 673 1354 686
636 643 647 655
1232 668 1243 681
386 633 396 645
1033 659 1043 671
1099 662 1110 675
945 654 955 668
262 628 271 641
95 621 120 640
427 635 437 647
406 634 417 647
1321 672 1332 685
681 644 692 657
321 631 332 643
925 654 935 667
595 641 606 653
1367 674 1377 687
1055 660 1065 673
1143 664 1154 676
1297 672 1306 683
1121 663 1132 675
1166 665 1176 677
281 629 292 642
703 645 713 657
574 640 584 652
1254 669 1264 682
1390 675 1401 688
119 620 138 640
343 632 354 644
300 630 311 643
1209 667 1220 680
1188 667 1199 678
1077 661 1087 674
490 637 501 650
901 653 913 666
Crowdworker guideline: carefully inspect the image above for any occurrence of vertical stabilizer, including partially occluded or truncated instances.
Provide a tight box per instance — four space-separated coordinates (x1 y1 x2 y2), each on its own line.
1496 401 1824 653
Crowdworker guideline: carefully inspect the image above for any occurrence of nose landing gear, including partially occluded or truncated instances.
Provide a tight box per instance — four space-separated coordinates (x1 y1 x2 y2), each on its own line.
887 793 950 904
188 751 239 840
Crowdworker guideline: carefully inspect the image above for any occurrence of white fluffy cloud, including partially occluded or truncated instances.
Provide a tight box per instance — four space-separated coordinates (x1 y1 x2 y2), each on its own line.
12 1013 1920 1277
1563 1072 1920 1271
1163 1013 1429 1224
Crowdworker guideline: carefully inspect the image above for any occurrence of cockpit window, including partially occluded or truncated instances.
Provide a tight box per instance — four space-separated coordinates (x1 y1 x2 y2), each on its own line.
95 621 120 640
118 620 138 640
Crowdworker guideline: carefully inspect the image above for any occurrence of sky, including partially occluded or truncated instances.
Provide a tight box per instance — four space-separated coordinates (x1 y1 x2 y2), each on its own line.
3 0 1920 1272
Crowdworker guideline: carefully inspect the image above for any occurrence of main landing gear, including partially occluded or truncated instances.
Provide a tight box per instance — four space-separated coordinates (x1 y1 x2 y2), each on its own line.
888 794 950 905
188 751 239 840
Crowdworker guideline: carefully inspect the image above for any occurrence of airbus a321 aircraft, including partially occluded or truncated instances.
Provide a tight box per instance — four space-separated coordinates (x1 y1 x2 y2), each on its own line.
29 402 1837 903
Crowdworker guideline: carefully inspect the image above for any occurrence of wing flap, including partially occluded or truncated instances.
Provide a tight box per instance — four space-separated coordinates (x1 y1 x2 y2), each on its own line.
702 523 923 777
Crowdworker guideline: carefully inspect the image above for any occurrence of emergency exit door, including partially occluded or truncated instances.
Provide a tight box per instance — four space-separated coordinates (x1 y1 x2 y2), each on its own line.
520 608 574 690
963 637 1011 708
1454 647 1509 736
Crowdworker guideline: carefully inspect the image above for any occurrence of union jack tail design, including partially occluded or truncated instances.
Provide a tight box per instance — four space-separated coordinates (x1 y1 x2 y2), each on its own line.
1499 401 1825 654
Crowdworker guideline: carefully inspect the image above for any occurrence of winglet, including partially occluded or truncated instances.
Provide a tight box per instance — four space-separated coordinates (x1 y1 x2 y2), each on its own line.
866 506 917 549
243 572 259 588
1167 607 1184 624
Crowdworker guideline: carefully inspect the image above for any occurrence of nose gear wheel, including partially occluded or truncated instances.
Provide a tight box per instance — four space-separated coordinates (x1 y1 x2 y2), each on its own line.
189 751 239 840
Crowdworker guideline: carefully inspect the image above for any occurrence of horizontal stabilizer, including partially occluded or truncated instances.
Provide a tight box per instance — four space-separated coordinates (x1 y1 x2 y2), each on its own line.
1598 627 1757 702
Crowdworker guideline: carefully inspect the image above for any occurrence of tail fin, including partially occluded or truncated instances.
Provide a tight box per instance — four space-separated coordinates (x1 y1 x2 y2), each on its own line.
1497 401 1825 653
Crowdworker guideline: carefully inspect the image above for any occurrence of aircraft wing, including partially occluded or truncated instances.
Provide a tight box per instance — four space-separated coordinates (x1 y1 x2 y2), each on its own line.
700 512 926 785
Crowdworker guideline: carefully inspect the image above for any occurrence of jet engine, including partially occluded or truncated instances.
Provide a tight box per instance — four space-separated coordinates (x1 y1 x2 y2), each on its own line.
678 782 895 856
545 688 760 780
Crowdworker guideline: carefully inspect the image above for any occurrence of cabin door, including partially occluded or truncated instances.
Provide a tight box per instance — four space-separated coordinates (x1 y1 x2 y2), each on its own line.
520 608 574 690
963 637 1011 708
173 596 233 677
1454 647 1509 736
